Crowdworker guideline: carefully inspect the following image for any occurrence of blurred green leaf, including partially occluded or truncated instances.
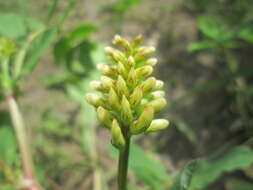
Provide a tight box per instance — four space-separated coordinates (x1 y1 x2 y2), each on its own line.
225 178 253 190
0 127 17 166
0 13 43 39
197 16 221 40
238 25 253 43
180 160 198 190
0 184 15 190
112 0 141 12
187 40 216 52
68 23 96 42
190 146 253 189
169 160 199 190
21 28 57 76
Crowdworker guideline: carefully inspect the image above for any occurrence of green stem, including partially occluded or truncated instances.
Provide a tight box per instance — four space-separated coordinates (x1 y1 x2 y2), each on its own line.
117 137 130 190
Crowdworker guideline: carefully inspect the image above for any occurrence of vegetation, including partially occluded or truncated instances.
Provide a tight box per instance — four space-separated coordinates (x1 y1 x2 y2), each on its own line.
0 0 253 190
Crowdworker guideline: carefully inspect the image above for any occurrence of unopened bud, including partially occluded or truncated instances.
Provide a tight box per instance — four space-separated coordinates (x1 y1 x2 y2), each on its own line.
97 63 115 76
97 106 114 129
148 98 167 112
108 88 120 110
146 58 158 66
130 106 154 135
90 80 103 91
111 119 125 150
154 80 164 90
142 77 156 92
136 66 153 79
130 86 143 106
101 76 114 89
117 62 127 78
113 35 131 51
146 119 169 133
85 93 103 107
105 46 127 63
0 37 16 58
121 95 133 125
133 34 143 47
127 56 135 67
116 76 129 96
151 91 165 99
127 67 137 85
135 46 155 58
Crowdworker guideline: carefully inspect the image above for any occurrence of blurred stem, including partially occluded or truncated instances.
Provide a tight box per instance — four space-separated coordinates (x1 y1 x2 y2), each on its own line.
6 94 34 178
118 137 130 190
1 58 11 92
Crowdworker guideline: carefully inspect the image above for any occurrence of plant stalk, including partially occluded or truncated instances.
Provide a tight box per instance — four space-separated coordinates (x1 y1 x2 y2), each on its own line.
117 137 130 190
6 94 40 190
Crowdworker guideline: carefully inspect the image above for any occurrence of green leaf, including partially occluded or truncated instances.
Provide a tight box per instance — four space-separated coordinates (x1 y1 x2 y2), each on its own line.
21 28 57 76
180 160 198 190
238 25 253 43
197 16 221 40
190 146 253 189
0 184 16 190
0 13 43 39
0 127 17 166
225 178 253 190
68 23 96 42
187 40 217 52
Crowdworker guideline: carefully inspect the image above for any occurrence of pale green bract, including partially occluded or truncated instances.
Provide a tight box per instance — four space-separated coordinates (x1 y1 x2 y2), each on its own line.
85 34 169 150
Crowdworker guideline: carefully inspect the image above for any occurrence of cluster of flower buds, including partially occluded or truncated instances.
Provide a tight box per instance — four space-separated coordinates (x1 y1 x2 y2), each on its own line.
85 35 169 150
0 37 16 59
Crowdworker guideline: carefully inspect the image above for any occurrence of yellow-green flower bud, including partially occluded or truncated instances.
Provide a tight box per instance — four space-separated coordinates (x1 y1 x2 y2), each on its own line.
85 93 103 107
135 46 156 58
127 56 135 67
111 119 125 150
116 76 129 96
154 80 164 90
121 95 133 125
108 88 121 110
151 91 165 99
127 67 137 86
142 77 156 92
105 46 127 63
146 58 158 66
118 62 127 78
113 35 131 51
148 98 167 112
130 106 154 135
101 76 114 89
90 80 104 91
136 66 153 79
130 86 143 106
132 34 143 47
146 119 169 133
97 63 116 76
97 106 114 129
0 37 16 58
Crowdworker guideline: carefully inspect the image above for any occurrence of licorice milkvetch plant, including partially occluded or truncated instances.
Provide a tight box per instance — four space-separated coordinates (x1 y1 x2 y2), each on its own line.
85 34 169 190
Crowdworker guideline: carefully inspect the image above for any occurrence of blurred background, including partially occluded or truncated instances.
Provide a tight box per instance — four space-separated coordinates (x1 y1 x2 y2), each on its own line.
0 0 253 190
